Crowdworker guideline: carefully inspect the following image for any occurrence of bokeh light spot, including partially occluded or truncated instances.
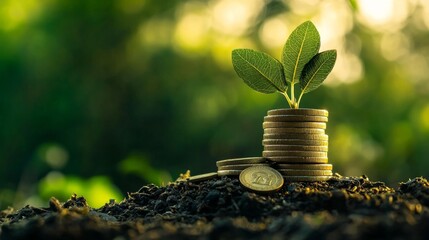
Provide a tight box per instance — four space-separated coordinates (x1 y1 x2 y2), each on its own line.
259 16 289 50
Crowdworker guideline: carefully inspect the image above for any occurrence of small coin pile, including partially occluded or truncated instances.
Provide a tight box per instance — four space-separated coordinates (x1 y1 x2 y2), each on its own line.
177 108 333 188
262 108 332 181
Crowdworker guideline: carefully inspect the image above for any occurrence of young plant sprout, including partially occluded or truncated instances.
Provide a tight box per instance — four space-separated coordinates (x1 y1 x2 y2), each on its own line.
232 21 337 109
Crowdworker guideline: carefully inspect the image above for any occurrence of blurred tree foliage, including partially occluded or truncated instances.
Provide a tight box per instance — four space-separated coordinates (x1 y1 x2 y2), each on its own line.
1 0 429 208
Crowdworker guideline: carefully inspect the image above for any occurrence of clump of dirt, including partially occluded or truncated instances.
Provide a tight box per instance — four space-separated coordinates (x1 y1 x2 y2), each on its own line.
1 175 429 239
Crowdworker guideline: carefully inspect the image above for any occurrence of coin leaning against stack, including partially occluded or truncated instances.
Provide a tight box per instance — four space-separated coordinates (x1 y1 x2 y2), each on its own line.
262 108 333 181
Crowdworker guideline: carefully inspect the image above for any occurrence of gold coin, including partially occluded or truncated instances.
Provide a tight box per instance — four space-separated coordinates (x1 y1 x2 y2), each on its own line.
264 145 328 152
239 166 284 192
282 176 332 182
263 139 329 146
267 156 328 163
275 163 333 170
176 172 218 182
262 151 328 157
268 109 328 117
264 115 328 123
218 163 270 171
263 133 328 141
278 169 332 176
263 122 326 129
264 128 325 134
216 157 267 167
217 170 242 176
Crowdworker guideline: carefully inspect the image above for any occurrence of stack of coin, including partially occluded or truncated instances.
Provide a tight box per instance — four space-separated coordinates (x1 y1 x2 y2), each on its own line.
262 109 333 181
216 157 270 176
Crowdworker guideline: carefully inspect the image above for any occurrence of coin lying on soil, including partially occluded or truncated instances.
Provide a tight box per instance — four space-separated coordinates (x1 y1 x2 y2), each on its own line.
239 166 284 192
217 170 243 176
176 172 218 182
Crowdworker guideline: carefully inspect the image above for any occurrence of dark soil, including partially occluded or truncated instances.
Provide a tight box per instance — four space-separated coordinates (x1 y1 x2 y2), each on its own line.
1 174 429 239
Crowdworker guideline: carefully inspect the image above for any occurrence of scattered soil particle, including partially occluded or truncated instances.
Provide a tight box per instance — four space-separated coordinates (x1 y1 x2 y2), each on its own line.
1 175 429 239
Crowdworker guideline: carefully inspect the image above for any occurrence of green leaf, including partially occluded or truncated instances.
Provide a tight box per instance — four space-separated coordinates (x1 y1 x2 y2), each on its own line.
282 21 320 84
299 50 337 94
232 49 287 94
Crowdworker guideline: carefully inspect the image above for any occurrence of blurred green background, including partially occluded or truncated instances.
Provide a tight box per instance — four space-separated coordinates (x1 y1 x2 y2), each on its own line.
1 0 429 209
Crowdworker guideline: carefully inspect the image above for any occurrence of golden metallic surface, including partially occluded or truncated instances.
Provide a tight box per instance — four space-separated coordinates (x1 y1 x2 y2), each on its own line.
275 163 333 170
263 133 328 140
267 109 328 117
216 157 267 167
264 128 325 134
278 169 332 176
239 166 284 192
263 139 328 146
282 175 332 182
217 170 242 176
263 122 326 129
262 150 328 157
264 145 328 152
177 172 218 182
267 156 329 163
264 115 328 123
218 163 270 171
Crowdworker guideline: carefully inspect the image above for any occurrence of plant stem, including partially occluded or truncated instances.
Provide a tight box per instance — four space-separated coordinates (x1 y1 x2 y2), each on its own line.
291 82 295 106
297 90 305 108
281 92 293 108
289 82 299 109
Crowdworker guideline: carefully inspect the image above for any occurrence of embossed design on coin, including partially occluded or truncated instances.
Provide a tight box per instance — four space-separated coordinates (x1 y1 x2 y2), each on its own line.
239 166 283 192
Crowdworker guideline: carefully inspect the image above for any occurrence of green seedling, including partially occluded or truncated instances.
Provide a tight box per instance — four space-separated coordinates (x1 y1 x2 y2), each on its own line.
232 21 337 109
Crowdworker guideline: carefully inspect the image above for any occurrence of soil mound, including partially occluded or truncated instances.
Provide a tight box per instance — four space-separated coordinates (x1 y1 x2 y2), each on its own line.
1 175 429 239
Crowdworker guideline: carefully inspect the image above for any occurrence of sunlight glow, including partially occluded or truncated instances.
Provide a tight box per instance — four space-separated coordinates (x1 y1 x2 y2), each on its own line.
211 37 255 68
138 18 173 49
328 52 363 86
0 0 43 31
315 1 353 48
211 0 263 36
174 12 210 53
259 16 289 50
419 104 429 132
419 0 429 30
287 0 320 15
380 32 411 61
45 145 68 169
356 0 410 31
